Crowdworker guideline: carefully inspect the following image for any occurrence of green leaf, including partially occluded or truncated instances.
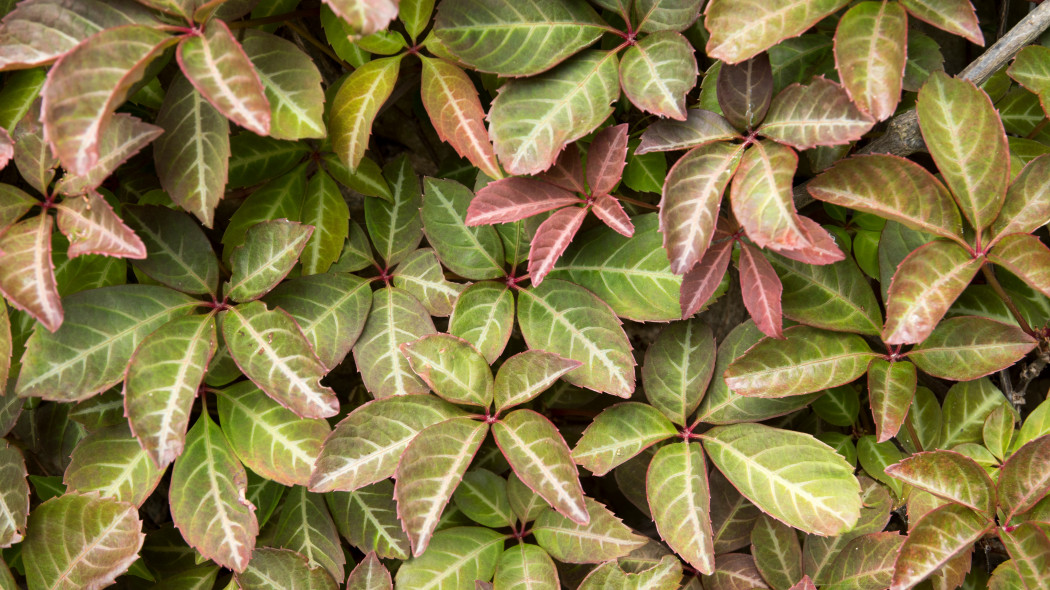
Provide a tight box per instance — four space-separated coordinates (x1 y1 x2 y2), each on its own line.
170 412 258 572
0 441 27 547
641 318 715 425
917 72 1008 233
907 316 1037 382
265 272 372 370
769 252 882 336
0 68 44 132
221 300 338 418
494 409 588 524
323 0 398 37
492 350 579 413
890 504 991 590
402 334 493 407
489 50 620 175
400 0 433 40
857 436 906 497
572 403 676 476
331 56 401 172
988 233 1050 300
812 385 860 427
223 164 308 262
750 514 803 590
999 434 1050 518
702 423 862 536
867 359 917 443
517 279 636 398
447 282 513 364
533 498 646 563
619 31 697 120
217 381 329 487
123 205 220 296
299 170 348 276
903 31 944 92
823 532 903 590
708 468 761 553
394 526 505 590
236 548 338 590
272 486 346 581
646 442 714 574
453 469 514 529
324 153 392 201
366 155 423 267
731 140 809 251
243 30 326 140
153 76 230 228
834 1 907 121
999 523 1050 590
422 177 505 280
982 404 1015 462
549 213 682 322
0 184 36 234
758 77 874 149
494 543 559 590
0 214 63 332
623 144 666 194
352 287 436 398
724 325 875 398
717 53 773 132
17 285 196 400
347 552 393 590
636 109 739 154
994 155 1050 241
328 480 411 560
1007 45 1050 116
704 0 848 64
64 422 162 508
229 134 309 190
310 394 464 493
178 20 270 135
24 492 144 590
433 0 607 76
701 553 767 589
392 248 466 317
578 555 681 589
885 450 995 513
331 219 377 272
420 57 502 180
899 0 982 45
227 219 314 302
803 477 893 583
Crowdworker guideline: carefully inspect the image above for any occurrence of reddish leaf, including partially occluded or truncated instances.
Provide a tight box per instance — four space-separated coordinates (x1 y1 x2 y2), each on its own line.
992 155 1050 241
55 191 146 259
890 504 992 590
0 128 10 172
998 434 1050 518
900 0 982 46
540 143 586 194
738 243 783 338
834 1 908 121
907 316 1037 382
702 552 769 590
660 142 744 274
987 233 1050 299
178 20 270 136
590 195 634 237
587 124 629 197
885 450 995 513
789 576 816 590
420 57 502 181
868 359 917 443
882 240 981 345
11 101 56 196
999 523 1050 590
770 216 846 265
323 0 400 38
917 72 1008 234
528 206 587 286
0 215 61 332
54 114 162 196
731 140 809 251
637 109 739 154
717 53 773 131
680 237 733 317
758 78 874 150
468 177 579 226
823 532 904 589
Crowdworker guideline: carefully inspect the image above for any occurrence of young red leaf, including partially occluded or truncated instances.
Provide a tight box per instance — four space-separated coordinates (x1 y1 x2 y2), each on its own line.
586 124 629 197
0 128 10 172
834 1 907 121
868 359 917 443
331 56 401 172
900 0 983 46
917 72 1009 234
54 114 162 196
738 242 783 338
0 214 62 332
55 191 146 259
992 154 1050 241
420 57 502 181
540 142 587 193
704 0 851 64
528 206 587 286
882 240 981 345
987 233 1050 299
590 195 634 237
177 20 270 136
680 237 732 317
770 216 845 265
906 316 1037 382
323 0 399 38
636 109 739 154
998 434 1050 518
758 77 874 149
731 140 809 251
660 142 744 274
885 450 995 513
619 31 698 121
468 177 579 226
890 504 991 590
716 53 773 131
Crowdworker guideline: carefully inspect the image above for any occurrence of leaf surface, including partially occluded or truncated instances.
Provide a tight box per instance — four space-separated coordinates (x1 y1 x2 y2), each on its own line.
272 486 346 581
890 504 991 590
365 155 423 267
468 177 580 225
422 177 505 280
532 498 646 563
123 205 219 296
420 57 501 180
0 442 27 547
323 0 399 37
347 552 392 590
738 242 783 338
54 113 162 195
493 350 580 412
999 522 1050 590
331 56 400 171
822 532 903 590
704 0 850 64
299 170 348 276
907 316 1036 381
394 526 505 590
0 214 62 332
64 423 163 508
758 78 874 149
646 442 714 574
731 140 808 251
987 233 1050 299
327 480 410 560
227 219 313 302
402 334 493 407
992 155 1050 241
717 53 773 132
834 1 907 121
242 30 325 140
751 514 803 590
642 318 715 425
1007 45 1050 116
769 253 882 336
236 548 338 590
998 434 1050 518
637 109 739 153
899 0 982 45
528 206 587 286
573 402 676 476
352 287 436 399
449 281 514 364
55 191 146 260
885 450 995 513
392 248 466 317
493 543 558 590
868 359 917 443
680 237 733 317
619 31 697 120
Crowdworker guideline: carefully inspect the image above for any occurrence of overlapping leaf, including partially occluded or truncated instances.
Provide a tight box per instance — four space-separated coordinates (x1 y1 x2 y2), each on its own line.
299 170 349 276
272 486 346 581
619 31 697 120
758 78 874 149
717 53 773 131
420 57 501 180
236 548 338 590
64 422 163 508
731 140 809 251
422 177 505 280
493 350 580 412
885 450 995 513
900 0 982 45
227 220 313 302
454 469 514 529
365 156 423 267
834 1 907 121
638 109 739 154
998 434 1050 518
868 359 917 443
392 248 466 317
0 442 27 547
822 532 903 590
906 316 1036 381
468 177 579 226
987 233 1050 299
646 442 715 574
738 242 783 338
704 0 850 63
573 403 676 476
54 114 162 195
402 334 493 407
328 481 410 560
992 155 1050 240
242 30 326 140
347 552 392 590
394 526 505 590
352 287 435 398
55 190 146 259
642 318 715 425
494 543 559 590
0 214 62 332
123 205 220 296
532 498 646 563
323 0 399 38
449 281 514 364
770 253 881 336
331 56 401 171
890 504 991 590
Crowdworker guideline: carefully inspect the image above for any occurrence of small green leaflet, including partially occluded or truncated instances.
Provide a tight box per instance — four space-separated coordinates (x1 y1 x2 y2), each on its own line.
402 334 493 407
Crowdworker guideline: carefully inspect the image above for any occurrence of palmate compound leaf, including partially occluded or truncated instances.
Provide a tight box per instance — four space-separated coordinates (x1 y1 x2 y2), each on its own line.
917 72 1009 234
637 109 739 154
768 251 882 336
890 504 992 590
646 442 715 574
0 441 28 547
987 233 1050 299
394 526 506 590
619 31 698 121
236 548 338 590
998 434 1050 518
352 287 436 399
992 155 1050 241
717 53 774 132
724 325 876 398
55 190 146 259
906 316 1037 381
899 0 982 46
494 409 588 524
730 140 810 252
449 281 514 365
347 552 392 590
17 285 197 400
642 317 715 425
122 205 220 297
217 381 330 487
54 113 162 196
489 50 620 175
401 334 493 407
572 403 677 476
309 394 465 493
331 56 401 172
422 177 505 280
226 219 314 302
0 213 62 332
323 0 399 38
420 57 502 180
221 301 338 419
64 422 163 508
704 0 850 64
493 543 559 590
242 30 326 141
516 278 636 398
396 418 488 556
868 359 917 443
532 498 646 563
701 422 862 536
433 0 607 77
884 450 995 514
757 77 875 150
24 492 144 590
833 1 907 121
40 24 175 175
272 486 346 581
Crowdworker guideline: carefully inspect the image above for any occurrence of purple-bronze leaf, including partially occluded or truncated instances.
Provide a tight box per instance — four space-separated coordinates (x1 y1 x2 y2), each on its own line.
55 191 147 259
834 1 907 121
619 31 698 120
468 177 580 226
717 53 773 132
991 155 1050 242
731 140 808 251
346 552 392 590
591 195 634 237
528 206 587 286
54 114 162 196
420 57 502 180
0 214 61 332
177 19 270 136
769 216 845 265
868 359 917 443
999 522 1050 590
900 0 982 46
906 316 1037 382
885 450 996 513
704 0 851 64
647 442 715 574
324 0 400 38
738 242 783 339
890 504 991 590
998 434 1050 518
917 72 1009 234
882 240 981 345
703 553 768 590
540 142 586 193
680 237 732 317
637 109 739 154
758 78 874 150
987 233 1050 299
587 124 629 197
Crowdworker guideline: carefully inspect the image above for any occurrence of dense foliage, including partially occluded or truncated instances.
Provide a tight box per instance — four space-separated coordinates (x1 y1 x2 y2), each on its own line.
1 0 1050 588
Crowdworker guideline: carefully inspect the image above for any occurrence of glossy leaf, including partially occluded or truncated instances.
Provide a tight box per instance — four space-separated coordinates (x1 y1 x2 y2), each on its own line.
55 190 146 259
738 242 783 338
702 423 862 536
758 78 874 149
422 177 505 280
890 504 991 590
642 318 715 425
646 442 714 574
351 287 436 398
394 526 505 590
988 233 1050 299
54 113 162 196
449 281 514 364
717 53 773 131
365 155 423 268
885 450 995 513
704 0 849 64
392 248 466 317
992 155 1050 240
123 205 219 296
999 434 1050 518
327 480 411 560
298 170 348 276
331 56 400 171
731 140 808 251
868 359 917 443
0 214 62 332
242 30 325 140
227 219 313 302
619 31 698 120
532 498 646 563
420 57 501 180
899 0 982 45
236 548 339 590
494 350 580 413
0 441 27 547
573 403 676 476
834 1 907 121
823 532 903 590
637 109 739 153
907 316 1037 381
347 552 392 590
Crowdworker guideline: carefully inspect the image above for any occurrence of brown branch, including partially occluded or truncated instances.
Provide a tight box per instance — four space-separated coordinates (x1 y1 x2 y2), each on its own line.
794 1 1050 209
